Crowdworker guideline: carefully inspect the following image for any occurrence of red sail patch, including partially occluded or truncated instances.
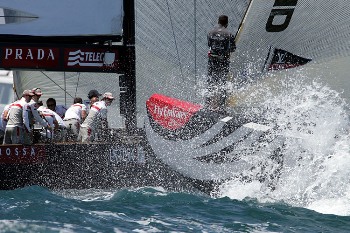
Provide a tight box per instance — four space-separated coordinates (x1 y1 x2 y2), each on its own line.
146 94 202 130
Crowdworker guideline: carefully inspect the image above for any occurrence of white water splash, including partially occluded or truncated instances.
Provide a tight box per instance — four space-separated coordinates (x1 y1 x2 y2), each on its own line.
218 69 350 216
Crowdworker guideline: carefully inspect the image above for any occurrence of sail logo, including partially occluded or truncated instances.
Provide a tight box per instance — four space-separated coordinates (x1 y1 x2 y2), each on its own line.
268 48 311 70
266 0 298 32
276 52 286 64
67 49 110 67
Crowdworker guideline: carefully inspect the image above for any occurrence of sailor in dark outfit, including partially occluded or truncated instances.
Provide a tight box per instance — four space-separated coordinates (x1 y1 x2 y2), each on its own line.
207 15 236 113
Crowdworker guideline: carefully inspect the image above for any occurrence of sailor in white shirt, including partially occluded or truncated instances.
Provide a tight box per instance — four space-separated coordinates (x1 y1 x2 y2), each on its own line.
25 87 51 144
38 100 66 142
86 89 102 115
3 90 33 145
63 97 87 141
78 92 114 143
0 104 11 141
37 104 59 141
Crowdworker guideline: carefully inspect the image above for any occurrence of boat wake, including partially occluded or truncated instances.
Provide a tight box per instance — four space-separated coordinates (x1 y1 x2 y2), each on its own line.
216 69 350 216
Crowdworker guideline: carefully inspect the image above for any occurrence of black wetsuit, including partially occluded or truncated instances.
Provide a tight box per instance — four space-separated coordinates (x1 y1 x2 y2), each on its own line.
207 24 236 110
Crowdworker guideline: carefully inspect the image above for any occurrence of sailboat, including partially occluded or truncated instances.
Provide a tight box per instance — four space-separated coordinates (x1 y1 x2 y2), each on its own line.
0 0 316 193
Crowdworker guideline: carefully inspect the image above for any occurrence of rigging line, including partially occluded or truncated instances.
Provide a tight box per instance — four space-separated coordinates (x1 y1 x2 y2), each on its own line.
64 72 66 106
40 71 74 99
194 0 197 84
166 0 184 81
74 72 81 98
262 45 272 73
12 72 20 100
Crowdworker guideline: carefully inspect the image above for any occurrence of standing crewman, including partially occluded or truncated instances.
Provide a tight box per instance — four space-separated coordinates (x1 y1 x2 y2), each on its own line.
3 90 33 145
78 92 114 143
207 15 236 113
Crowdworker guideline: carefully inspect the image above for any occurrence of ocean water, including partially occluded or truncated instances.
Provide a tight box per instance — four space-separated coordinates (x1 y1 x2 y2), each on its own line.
2 70 350 232
1 186 350 233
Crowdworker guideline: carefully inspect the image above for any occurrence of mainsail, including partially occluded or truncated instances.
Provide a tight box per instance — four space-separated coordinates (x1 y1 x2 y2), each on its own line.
231 0 350 103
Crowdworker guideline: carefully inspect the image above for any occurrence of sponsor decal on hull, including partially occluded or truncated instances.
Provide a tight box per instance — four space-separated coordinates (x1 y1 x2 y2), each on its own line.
146 94 202 130
109 146 146 164
0 145 46 164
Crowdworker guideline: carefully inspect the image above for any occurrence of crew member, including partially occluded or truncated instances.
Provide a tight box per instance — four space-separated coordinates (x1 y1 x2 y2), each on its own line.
25 87 51 144
0 104 10 142
78 92 114 143
207 15 236 113
46 97 67 141
86 89 102 114
46 98 67 119
3 90 33 145
63 97 87 141
37 103 59 142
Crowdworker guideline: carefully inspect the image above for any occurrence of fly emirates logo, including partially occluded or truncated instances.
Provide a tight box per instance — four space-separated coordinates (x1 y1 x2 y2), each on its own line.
153 105 188 120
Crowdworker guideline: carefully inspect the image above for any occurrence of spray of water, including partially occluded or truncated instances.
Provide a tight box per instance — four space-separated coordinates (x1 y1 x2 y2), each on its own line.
217 68 350 216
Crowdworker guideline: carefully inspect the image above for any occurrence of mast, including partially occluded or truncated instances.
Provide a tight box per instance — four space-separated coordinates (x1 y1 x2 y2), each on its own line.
122 0 137 133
